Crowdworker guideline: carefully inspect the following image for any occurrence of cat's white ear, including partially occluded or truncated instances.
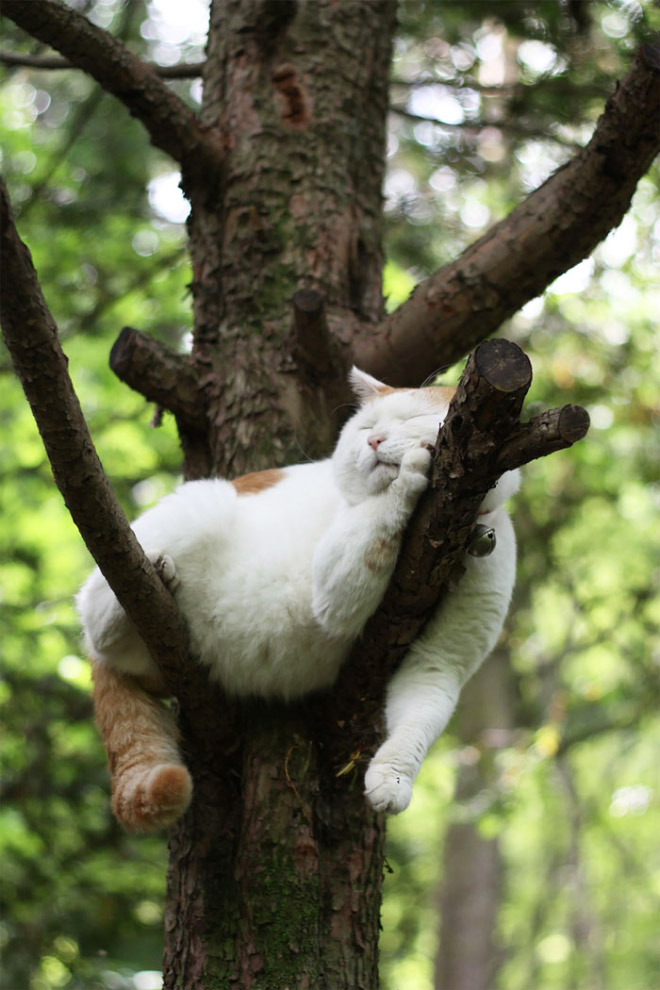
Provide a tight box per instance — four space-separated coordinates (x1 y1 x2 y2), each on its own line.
349 367 390 403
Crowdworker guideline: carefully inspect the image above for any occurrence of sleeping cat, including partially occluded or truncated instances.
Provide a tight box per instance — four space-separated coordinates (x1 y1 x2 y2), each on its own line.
77 367 519 831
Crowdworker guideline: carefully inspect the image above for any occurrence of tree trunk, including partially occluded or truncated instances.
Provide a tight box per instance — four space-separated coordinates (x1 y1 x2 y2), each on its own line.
164 2 397 985
188 0 395 479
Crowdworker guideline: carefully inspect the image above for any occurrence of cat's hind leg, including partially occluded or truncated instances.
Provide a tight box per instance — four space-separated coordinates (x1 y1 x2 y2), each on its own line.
92 661 192 832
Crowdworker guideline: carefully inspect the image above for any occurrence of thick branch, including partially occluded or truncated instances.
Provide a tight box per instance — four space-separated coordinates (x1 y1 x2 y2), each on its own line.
110 327 207 432
323 339 589 766
0 179 195 703
0 49 205 78
0 1 223 184
354 38 660 385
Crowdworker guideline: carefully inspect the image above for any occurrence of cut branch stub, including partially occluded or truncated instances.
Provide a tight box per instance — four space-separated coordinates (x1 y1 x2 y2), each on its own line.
110 326 207 433
323 338 588 769
292 288 337 379
497 404 590 473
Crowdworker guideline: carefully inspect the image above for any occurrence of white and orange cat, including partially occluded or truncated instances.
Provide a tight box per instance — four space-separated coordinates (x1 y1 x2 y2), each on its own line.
78 368 519 831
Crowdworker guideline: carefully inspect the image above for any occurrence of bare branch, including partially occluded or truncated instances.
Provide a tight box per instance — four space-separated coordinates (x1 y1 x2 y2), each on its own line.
354 38 660 385
389 105 582 149
110 327 207 433
0 1 223 184
0 49 205 78
390 74 609 99
0 178 195 702
322 339 589 768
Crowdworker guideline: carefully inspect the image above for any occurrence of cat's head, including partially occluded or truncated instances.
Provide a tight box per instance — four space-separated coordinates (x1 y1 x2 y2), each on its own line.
333 367 520 509
332 368 455 504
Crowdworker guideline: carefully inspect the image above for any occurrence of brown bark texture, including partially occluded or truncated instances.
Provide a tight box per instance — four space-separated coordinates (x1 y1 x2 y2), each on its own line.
2 2 657 987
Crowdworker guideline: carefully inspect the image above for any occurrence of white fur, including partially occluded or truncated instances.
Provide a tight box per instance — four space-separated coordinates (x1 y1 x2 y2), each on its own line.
78 368 518 814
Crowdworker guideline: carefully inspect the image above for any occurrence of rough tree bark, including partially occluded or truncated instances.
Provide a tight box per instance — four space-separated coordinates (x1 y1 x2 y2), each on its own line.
2 1 659 986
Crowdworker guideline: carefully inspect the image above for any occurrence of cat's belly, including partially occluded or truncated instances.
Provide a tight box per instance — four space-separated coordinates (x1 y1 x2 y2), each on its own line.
175 560 351 700
191 618 350 699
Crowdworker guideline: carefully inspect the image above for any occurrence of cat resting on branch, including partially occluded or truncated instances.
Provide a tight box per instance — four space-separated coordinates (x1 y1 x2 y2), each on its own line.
78 367 519 832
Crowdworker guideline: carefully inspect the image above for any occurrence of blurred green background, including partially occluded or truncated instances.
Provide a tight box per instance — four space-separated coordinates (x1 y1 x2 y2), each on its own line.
1 2 658 988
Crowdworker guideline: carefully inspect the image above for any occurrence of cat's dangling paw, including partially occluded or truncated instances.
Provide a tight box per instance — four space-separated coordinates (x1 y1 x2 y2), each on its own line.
364 760 413 815
148 551 179 590
396 446 432 497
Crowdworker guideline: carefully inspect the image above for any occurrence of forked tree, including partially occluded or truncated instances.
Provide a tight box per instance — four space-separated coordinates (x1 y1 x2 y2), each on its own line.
1 1 659 986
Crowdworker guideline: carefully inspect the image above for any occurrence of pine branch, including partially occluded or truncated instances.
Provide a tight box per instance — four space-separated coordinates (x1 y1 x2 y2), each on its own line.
323 339 589 769
0 178 198 705
0 1 223 185
354 37 660 385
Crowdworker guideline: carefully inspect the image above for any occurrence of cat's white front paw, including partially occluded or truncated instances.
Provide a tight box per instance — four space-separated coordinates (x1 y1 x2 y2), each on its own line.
148 551 179 590
397 446 431 496
364 761 413 815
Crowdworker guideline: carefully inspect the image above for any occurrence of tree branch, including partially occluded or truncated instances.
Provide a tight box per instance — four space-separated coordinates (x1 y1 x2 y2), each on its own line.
354 38 660 385
322 339 589 769
0 49 205 78
389 105 582 149
390 74 610 99
0 1 223 185
110 327 207 433
0 178 197 705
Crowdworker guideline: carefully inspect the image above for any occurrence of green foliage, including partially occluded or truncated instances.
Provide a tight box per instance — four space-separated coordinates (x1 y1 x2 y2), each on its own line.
379 6 660 989
0 4 197 987
1 2 659 989
381 134 660 990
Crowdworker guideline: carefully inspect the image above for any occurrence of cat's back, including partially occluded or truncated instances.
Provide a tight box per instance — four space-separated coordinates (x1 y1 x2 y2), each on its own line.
147 457 341 611
232 458 339 540
131 459 338 553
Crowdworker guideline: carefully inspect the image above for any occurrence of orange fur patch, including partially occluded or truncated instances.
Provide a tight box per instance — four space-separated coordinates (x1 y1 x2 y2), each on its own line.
380 384 456 406
365 536 399 573
91 660 192 832
423 384 456 406
232 468 285 495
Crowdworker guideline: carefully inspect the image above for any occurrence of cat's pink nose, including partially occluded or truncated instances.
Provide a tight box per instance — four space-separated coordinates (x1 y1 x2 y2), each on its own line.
368 433 386 451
